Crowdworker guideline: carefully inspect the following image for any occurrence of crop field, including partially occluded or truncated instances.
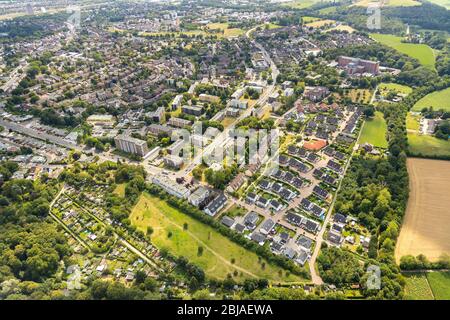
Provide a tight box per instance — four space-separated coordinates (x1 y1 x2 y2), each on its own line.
403 273 434 300
370 33 435 69
407 133 450 158
358 111 388 148
130 193 307 283
396 158 450 263
411 87 450 112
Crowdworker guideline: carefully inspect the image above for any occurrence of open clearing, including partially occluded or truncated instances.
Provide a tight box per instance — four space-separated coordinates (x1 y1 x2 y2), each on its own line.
411 87 450 112
370 33 435 69
353 0 421 6
283 0 328 9
346 88 373 104
305 19 336 29
130 193 306 283
358 111 388 148
113 183 126 197
403 273 434 300
379 82 413 96
408 133 450 158
396 158 450 263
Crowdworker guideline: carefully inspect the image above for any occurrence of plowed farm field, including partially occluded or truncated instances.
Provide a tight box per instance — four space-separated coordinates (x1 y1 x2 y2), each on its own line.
396 158 450 263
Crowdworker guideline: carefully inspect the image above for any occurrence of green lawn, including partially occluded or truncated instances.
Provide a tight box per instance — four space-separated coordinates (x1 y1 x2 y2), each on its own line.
113 183 126 197
370 33 435 69
359 111 388 148
379 82 413 96
403 273 434 300
427 271 450 300
354 0 421 6
406 113 420 131
411 87 450 112
283 0 321 9
130 193 307 283
427 0 450 9
408 132 450 157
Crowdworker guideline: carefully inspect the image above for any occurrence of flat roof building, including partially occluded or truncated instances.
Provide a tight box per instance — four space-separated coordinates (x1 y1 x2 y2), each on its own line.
114 134 148 157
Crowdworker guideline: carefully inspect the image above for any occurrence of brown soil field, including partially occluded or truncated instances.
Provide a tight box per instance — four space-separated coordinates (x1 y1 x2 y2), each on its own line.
396 158 450 263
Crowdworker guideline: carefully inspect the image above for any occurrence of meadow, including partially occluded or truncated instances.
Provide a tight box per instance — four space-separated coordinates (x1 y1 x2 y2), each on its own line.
130 193 307 283
407 133 450 158
370 33 435 69
427 271 450 300
353 0 421 6
411 87 450 112
358 111 388 148
379 82 413 96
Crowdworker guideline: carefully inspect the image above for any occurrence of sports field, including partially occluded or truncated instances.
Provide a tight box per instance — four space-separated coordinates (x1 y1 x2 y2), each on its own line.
358 111 388 148
130 193 307 283
370 33 435 69
407 133 450 158
411 87 450 112
396 158 450 263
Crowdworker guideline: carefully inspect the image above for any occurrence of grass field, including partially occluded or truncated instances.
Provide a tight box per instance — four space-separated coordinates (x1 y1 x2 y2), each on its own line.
408 133 450 157
427 272 450 300
403 273 434 300
206 22 245 37
305 19 336 29
411 87 450 112
358 111 388 148
396 159 450 263
283 0 323 9
113 184 126 197
353 0 421 6
406 113 420 131
325 25 356 33
370 33 435 69
302 16 320 23
130 193 307 283
379 82 413 96
427 0 450 9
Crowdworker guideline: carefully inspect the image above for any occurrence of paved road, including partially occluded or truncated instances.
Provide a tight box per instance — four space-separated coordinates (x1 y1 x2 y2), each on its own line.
308 118 364 285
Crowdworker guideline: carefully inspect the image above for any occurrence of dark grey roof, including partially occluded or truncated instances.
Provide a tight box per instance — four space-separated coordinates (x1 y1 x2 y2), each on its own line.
221 216 235 228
